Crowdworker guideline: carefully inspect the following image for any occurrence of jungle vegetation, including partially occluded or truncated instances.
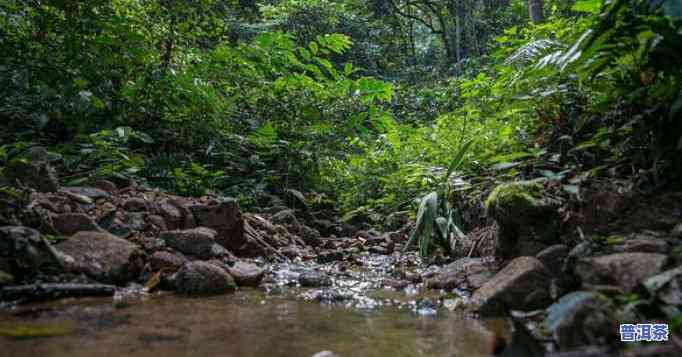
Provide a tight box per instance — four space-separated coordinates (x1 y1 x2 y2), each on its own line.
1 0 681 254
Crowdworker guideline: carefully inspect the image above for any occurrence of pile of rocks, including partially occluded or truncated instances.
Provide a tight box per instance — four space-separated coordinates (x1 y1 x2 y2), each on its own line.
0 168 335 296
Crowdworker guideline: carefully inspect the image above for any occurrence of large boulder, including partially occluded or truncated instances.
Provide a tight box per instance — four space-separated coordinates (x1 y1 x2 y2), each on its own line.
574 252 668 293
4 158 59 192
471 256 552 316
160 227 227 259
56 231 145 284
189 199 246 254
546 291 617 350
52 213 104 236
175 261 237 295
0 226 69 278
485 180 561 259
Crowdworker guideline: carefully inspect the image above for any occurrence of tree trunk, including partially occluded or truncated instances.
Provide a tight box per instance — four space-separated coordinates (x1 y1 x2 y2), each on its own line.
529 0 544 23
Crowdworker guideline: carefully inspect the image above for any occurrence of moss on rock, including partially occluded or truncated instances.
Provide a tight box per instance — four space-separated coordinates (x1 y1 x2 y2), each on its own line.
485 180 544 216
485 180 560 259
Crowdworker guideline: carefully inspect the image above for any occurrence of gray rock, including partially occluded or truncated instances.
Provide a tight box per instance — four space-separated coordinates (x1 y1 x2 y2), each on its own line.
122 198 149 212
123 212 147 231
226 261 265 287
93 179 117 193
299 270 332 287
160 227 225 259
175 261 237 295
57 231 145 284
156 201 183 230
536 244 568 277
612 236 669 254
437 257 498 290
52 213 104 236
60 187 110 200
5 159 59 192
0 226 69 278
190 199 245 254
546 291 616 350
643 265 682 306
150 251 187 271
575 252 668 293
146 214 167 231
471 256 552 316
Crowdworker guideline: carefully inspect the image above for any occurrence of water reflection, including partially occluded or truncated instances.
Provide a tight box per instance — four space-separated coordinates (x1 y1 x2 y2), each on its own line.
0 291 497 357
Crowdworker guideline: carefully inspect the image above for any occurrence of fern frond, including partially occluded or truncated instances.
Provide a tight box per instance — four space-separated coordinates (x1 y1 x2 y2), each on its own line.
505 39 565 66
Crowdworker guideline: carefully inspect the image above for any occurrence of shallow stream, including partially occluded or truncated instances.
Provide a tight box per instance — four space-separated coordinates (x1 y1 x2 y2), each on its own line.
0 290 500 357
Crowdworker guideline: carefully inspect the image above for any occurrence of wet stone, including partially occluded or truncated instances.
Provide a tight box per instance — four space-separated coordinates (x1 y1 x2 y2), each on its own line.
299 270 332 287
226 261 265 287
471 256 552 317
437 257 498 290
175 261 237 295
382 279 411 290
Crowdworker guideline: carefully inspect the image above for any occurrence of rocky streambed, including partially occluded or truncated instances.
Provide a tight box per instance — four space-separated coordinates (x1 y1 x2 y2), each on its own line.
2 165 682 356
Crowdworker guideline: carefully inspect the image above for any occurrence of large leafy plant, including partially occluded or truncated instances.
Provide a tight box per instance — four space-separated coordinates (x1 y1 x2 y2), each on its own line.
403 139 473 259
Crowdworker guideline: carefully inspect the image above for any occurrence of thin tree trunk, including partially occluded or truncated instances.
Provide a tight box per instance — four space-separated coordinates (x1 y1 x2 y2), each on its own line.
529 0 544 23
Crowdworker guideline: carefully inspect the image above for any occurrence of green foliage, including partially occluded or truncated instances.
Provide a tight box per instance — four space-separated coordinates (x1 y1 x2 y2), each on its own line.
403 140 473 259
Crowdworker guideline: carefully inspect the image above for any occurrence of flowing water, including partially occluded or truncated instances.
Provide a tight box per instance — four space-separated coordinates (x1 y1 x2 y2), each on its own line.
0 290 501 357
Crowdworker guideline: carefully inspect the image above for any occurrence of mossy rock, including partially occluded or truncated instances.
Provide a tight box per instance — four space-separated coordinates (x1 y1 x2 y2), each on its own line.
4 158 59 192
485 180 544 214
485 180 560 259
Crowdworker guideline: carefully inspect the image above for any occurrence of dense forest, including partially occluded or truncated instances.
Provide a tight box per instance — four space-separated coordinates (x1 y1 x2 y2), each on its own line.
2 1 682 356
